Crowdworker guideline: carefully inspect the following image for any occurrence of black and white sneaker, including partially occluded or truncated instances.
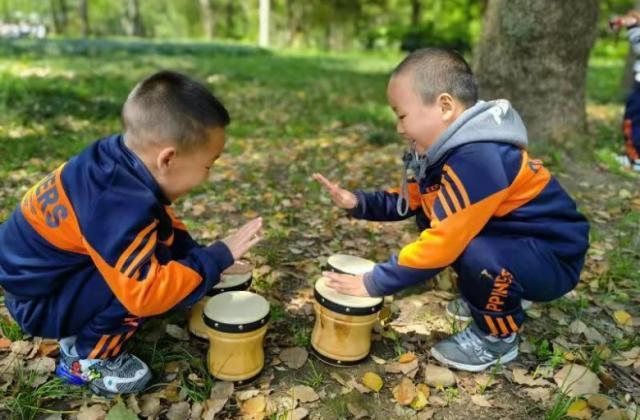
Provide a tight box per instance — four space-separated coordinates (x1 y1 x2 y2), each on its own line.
56 338 151 396
615 155 640 172
446 298 532 322
431 323 519 372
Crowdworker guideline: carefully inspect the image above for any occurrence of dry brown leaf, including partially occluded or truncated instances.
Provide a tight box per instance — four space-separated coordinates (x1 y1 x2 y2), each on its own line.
599 409 628 420
423 364 456 387
586 394 609 410
370 355 386 365
289 385 319 403
362 372 383 392
76 404 107 420
25 357 56 375
612 347 640 367
190 402 204 419
37 340 59 357
554 364 600 397
392 377 416 406
566 399 591 419
471 394 492 407
236 389 261 401
330 371 350 388
347 402 369 419
165 324 190 341
279 347 308 369
0 337 11 348
384 358 419 376
10 340 33 355
289 407 309 420
166 402 190 420
523 387 551 402
139 395 162 418
512 368 552 387
126 394 141 415
205 381 234 416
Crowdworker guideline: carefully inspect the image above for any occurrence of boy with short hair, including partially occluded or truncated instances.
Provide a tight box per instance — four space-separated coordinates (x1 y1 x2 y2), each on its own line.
0 70 262 395
314 48 589 372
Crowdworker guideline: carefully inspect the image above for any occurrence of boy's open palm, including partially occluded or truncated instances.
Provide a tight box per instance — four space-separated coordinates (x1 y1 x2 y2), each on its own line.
312 173 357 210
222 217 263 260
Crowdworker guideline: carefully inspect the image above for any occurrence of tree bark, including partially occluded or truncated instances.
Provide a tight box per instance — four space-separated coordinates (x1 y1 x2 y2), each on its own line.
79 0 90 37
199 0 214 39
259 0 270 47
474 0 599 143
410 0 421 26
123 0 145 37
50 0 68 35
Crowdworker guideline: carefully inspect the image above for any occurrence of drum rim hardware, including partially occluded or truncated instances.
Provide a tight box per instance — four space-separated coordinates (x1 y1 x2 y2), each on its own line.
313 287 383 316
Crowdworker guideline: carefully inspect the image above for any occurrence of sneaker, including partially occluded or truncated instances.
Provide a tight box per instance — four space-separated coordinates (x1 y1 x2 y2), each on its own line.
431 323 519 372
56 340 151 396
615 154 640 172
446 297 532 322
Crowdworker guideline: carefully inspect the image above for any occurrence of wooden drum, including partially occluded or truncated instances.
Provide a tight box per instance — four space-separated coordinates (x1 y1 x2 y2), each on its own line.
188 261 253 339
311 276 383 366
204 291 270 382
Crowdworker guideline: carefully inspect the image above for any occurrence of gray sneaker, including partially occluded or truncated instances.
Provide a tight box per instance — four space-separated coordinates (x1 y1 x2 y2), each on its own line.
431 323 519 372
446 298 532 322
56 343 151 396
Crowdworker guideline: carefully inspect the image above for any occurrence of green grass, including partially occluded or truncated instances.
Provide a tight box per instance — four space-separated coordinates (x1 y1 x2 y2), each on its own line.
0 316 24 341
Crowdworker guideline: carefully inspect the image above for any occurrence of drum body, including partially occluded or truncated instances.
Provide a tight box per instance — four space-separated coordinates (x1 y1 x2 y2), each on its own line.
311 276 382 365
188 262 253 339
204 291 270 382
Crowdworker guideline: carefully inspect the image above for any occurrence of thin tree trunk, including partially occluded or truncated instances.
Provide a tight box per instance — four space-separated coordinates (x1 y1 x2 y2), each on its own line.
79 0 90 37
474 0 599 143
410 0 421 26
123 0 145 37
259 0 270 47
199 0 214 39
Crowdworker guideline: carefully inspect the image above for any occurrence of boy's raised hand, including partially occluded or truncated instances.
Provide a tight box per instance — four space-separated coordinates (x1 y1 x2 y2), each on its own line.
222 217 263 260
312 173 358 210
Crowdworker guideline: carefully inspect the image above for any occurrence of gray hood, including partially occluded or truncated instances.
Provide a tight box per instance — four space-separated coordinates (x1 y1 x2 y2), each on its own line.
396 99 528 216
424 99 528 167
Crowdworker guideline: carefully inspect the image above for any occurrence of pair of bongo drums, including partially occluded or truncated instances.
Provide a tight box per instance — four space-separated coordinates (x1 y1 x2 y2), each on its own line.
311 254 383 366
188 262 270 382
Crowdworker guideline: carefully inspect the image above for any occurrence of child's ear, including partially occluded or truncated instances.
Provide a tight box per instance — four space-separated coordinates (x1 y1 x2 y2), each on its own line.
437 93 456 121
156 147 177 173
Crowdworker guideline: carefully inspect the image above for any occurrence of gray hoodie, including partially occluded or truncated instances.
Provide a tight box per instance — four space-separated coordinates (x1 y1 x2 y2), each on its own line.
398 99 528 215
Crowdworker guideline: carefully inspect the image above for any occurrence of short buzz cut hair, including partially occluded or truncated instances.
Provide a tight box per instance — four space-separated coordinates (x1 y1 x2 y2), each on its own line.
122 70 230 151
392 47 478 108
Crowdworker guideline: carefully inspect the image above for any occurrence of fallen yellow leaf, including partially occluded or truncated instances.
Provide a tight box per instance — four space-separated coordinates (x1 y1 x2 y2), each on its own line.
410 390 428 410
362 372 383 392
566 399 591 419
416 383 430 399
613 310 632 326
241 395 266 418
398 352 416 363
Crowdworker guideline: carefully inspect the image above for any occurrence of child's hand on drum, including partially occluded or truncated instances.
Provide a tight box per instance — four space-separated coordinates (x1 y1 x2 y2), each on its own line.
312 173 358 210
222 217 263 260
322 271 371 297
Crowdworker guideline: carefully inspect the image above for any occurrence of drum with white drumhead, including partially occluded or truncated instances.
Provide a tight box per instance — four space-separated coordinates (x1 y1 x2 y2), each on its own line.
204 291 270 382
188 261 253 339
311 276 383 366
326 254 376 275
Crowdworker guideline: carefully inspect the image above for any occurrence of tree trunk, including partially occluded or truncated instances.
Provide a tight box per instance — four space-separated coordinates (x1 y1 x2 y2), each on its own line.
474 0 599 143
410 0 421 26
199 0 214 39
259 0 270 47
79 0 90 37
50 0 68 35
123 0 145 37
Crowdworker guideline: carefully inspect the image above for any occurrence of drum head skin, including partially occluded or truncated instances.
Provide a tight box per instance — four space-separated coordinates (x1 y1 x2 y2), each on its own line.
215 261 253 289
315 277 383 315
204 291 270 332
327 254 375 275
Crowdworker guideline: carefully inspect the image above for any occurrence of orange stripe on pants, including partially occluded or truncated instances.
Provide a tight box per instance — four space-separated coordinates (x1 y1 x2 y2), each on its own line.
506 315 519 332
88 335 109 359
483 315 499 336
495 317 510 336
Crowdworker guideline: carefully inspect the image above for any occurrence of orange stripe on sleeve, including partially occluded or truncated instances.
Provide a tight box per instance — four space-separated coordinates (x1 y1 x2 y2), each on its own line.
84 238 203 317
484 316 499 336
387 182 422 211
88 335 109 359
436 191 453 217
506 315 519 332
165 206 189 230
495 317 510 336
116 221 159 272
441 178 462 212
124 231 158 277
443 165 470 208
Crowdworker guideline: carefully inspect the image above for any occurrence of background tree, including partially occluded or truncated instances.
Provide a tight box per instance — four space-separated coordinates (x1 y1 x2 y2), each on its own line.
474 0 599 143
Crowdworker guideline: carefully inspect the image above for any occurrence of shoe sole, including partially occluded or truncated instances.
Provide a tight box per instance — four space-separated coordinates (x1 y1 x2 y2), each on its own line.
430 346 518 372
